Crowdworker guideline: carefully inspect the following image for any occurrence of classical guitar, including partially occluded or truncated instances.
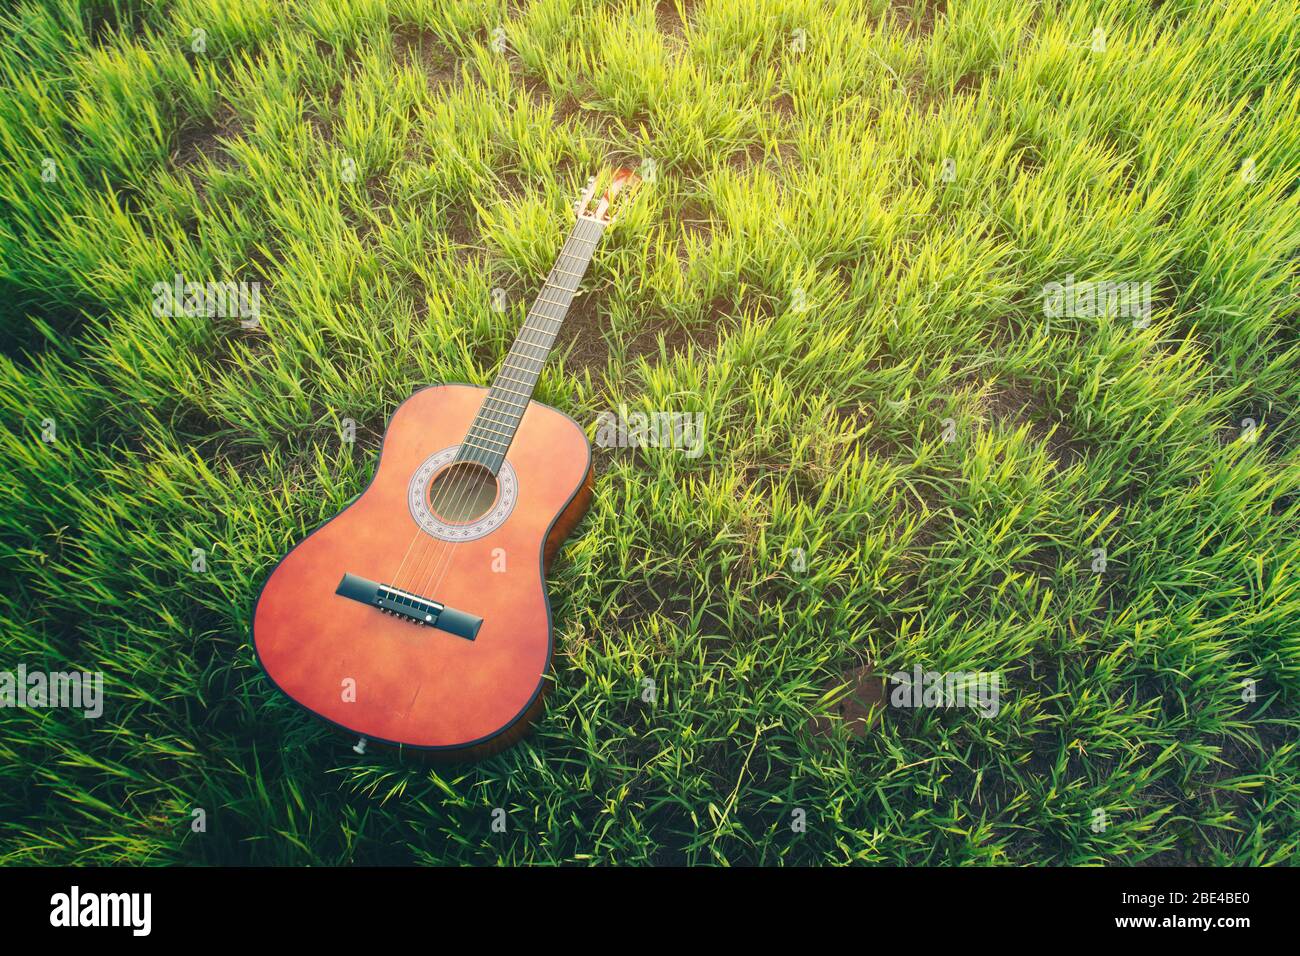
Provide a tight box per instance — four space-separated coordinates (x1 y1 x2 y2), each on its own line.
253 170 639 757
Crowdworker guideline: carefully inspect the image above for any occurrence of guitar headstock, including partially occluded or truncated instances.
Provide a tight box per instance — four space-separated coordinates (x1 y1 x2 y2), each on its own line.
575 168 641 224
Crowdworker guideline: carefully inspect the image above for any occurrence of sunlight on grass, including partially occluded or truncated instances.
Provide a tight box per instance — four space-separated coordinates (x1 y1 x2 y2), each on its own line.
0 0 1297 864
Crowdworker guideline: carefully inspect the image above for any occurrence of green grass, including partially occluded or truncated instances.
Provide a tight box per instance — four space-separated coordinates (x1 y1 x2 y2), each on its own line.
1 0 1298 865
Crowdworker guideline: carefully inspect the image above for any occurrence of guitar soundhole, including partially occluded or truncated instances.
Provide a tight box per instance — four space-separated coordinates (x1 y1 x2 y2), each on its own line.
428 462 499 525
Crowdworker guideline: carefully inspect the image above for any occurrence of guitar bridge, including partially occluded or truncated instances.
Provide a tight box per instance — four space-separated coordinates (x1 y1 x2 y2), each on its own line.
335 573 482 640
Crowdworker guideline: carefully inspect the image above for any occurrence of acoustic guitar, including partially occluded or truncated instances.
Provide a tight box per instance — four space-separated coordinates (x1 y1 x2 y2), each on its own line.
252 170 640 757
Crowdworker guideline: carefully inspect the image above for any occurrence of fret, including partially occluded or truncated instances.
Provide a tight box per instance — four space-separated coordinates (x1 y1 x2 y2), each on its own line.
469 418 516 441
470 419 514 446
520 319 560 338
508 352 544 370
552 248 595 272
456 212 608 474
502 349 543 370
557 246 594 267
480 393 525 417
554 248 589 265
489 382 534 403
489 387 532 409
474 409 509 431
480 396 525 421
544 270 582 288
525 311 564 328
515 332 555 351
458 442 493 464
524 310 566 328
536 292 571 311
516 328 555 347
474 420 518 443
517 337 555 355
493 369 534 391
512 340 551 359
466 431 511 449
488 383 533 405
487 384 531 406
549 265 585 286
522 312 564 330
491 374 533 392
502 349 542 367
472 401 518 429
506 373 542 400
486 393 530 411
475 415 518 440
552 247 586 266
492 379 534 402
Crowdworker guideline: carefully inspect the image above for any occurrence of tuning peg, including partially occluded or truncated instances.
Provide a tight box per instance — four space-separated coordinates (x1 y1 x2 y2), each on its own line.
575 175 599 218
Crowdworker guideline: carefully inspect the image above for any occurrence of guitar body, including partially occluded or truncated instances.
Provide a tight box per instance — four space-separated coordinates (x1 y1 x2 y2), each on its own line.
252 384 592 758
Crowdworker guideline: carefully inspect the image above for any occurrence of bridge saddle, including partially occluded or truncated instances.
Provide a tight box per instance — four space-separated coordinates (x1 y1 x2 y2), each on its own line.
335 573 482 640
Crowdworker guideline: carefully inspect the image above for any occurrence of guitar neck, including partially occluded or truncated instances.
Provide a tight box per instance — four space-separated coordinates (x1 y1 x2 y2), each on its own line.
458 215 607 472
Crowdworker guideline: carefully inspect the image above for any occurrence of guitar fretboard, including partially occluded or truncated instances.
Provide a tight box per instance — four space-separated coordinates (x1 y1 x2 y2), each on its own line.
458 215 606 472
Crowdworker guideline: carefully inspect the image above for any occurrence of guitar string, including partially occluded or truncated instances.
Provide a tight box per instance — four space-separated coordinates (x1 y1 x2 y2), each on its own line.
410 218 603 603
385 226 587 594
398 232 583 601
390 219 597 592
401 217 603 603
410 217 604 601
